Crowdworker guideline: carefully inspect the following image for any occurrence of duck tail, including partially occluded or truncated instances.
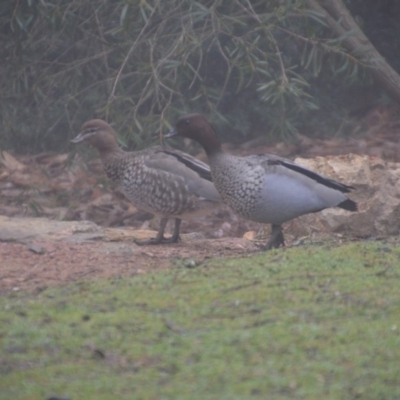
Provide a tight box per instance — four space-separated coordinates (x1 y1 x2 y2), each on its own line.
338 199 357 212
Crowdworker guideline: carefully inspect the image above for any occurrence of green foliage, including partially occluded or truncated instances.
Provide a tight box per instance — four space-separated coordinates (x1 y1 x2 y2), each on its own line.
1 241 400 398
0 0 374 153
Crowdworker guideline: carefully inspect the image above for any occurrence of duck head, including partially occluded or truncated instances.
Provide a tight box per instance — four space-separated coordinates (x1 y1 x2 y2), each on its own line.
166 114 222 156
72 119 120 154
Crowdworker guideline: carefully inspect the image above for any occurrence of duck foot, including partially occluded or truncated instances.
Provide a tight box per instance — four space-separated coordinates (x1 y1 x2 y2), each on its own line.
261 224 285 250
134 218 181 246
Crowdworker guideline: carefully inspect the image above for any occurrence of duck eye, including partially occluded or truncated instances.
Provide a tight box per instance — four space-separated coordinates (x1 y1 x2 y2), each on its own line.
184 119 190 126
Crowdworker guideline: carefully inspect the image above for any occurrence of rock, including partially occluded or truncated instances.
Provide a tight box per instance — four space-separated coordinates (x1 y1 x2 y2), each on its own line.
27 242 46 254
293 154 400 238
0 215 207 245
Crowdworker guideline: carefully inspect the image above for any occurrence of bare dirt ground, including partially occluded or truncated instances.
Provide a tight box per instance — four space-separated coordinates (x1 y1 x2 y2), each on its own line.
0 215 259 293
1 107 399 293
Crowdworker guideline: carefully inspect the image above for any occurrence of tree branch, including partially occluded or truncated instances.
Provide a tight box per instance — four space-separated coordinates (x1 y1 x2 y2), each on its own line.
306 0 400 104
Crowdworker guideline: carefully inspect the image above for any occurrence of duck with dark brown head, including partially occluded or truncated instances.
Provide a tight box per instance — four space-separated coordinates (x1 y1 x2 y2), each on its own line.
166 114 357 250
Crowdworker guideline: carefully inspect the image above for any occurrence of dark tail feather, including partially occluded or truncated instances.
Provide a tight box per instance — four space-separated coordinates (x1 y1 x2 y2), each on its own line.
338 199 357 211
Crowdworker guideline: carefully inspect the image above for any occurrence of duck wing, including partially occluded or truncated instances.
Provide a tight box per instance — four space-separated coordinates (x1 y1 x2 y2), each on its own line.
159 149 212 182
247 154 354 193
142 149 220 202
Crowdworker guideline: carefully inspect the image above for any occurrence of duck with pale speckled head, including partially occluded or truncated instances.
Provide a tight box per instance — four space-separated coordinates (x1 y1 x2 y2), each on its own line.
166 114 357 250
72 119 221 245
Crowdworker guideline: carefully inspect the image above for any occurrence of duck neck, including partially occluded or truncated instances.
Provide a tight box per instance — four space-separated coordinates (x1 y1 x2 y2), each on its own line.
97 144 124 158
101 148 127 183
201 134 222 158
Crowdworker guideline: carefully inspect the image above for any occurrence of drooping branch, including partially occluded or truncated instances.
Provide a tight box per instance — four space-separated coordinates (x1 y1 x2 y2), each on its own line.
306 0 400 104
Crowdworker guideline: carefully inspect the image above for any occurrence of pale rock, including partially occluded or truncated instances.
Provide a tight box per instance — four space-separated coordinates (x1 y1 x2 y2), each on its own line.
293 154 400 237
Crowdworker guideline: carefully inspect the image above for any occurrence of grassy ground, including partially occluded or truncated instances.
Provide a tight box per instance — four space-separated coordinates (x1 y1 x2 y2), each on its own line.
1 240 400 400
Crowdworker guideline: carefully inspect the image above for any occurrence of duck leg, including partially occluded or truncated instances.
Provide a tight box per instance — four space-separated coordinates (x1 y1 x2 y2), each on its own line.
262 224 285 250
135 218 181 245
168 219 182 243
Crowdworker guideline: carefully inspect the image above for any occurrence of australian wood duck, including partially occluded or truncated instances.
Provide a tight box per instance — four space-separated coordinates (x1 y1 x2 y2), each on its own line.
166 114 357 250
72 119 221 245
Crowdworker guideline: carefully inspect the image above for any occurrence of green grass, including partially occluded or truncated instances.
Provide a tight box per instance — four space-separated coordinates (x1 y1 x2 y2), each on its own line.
1 241 400 399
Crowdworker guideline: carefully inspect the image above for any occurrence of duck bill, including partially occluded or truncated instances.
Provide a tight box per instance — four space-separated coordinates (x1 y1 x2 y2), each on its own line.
164 128 178 139
71 132 86 144
71 131 94 144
